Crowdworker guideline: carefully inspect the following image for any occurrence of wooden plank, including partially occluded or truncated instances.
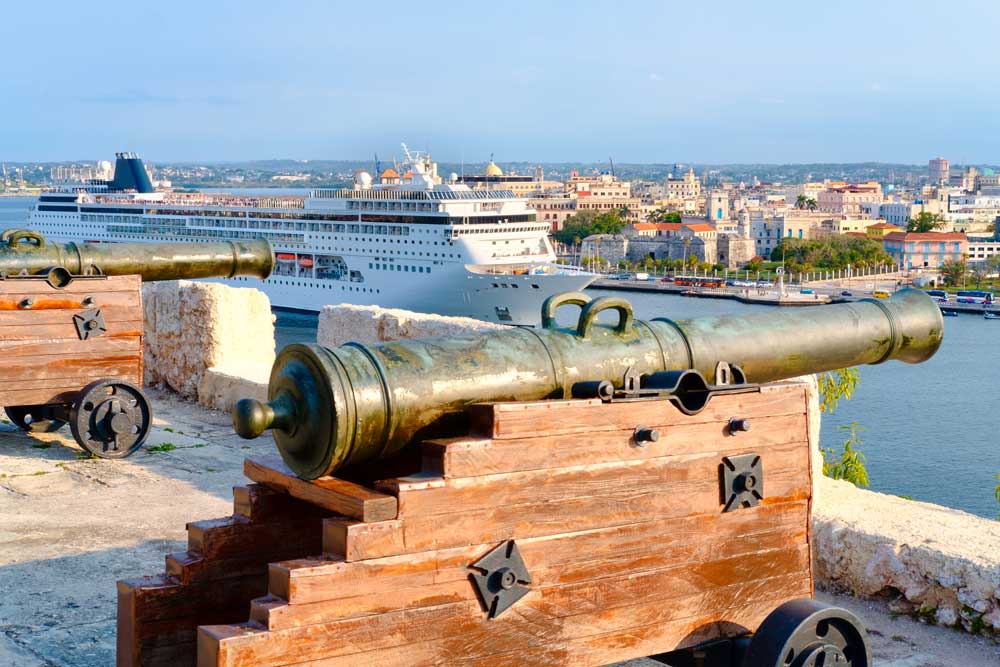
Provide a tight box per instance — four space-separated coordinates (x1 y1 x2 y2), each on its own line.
232 484 334 524
244 457 398 522
0 274 138 295
384 440 806 519
201 563 810 667
0 335 141 357
117 573 266 667
271 500 806 605
398 464 807 554
0 354 142 382
322 518 405 561
0 320 142 341
468 384 805 440
0 384 105 407
0 304 142 326
424 411 805 478
0 290 141 311
186 515 327 563
270 525 809 630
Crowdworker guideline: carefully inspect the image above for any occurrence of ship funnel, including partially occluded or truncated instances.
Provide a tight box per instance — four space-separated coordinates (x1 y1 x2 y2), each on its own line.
109 152 155 193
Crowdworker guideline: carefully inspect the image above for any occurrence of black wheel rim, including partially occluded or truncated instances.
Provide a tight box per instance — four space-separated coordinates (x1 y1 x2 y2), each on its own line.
5 405 67 433
70 380 152 458
744 599 872 667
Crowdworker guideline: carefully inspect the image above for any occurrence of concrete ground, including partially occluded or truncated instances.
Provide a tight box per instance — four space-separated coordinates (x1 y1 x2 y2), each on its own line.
0 390 997 667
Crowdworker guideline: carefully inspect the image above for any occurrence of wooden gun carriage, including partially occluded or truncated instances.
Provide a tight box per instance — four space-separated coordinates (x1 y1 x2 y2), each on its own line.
0 272 150 458
118 290 949 665
118 383 872 667
0 229 274 458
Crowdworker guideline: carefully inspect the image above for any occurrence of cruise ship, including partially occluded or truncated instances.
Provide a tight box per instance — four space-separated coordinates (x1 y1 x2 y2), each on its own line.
26 149 594 325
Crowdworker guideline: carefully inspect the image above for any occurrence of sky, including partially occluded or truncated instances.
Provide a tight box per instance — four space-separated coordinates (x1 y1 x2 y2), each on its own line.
2 0 999 164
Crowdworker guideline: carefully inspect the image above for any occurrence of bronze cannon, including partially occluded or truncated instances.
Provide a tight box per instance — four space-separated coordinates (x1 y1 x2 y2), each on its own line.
234 289 943 479
0 229 274 458
0 228 273 285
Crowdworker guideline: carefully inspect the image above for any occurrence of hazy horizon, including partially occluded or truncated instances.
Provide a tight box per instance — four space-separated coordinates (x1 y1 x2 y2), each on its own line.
3 1 997 164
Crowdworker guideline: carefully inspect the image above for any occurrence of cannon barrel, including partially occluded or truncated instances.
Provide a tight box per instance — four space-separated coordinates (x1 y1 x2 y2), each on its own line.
233 289 943 479
0 229 273 282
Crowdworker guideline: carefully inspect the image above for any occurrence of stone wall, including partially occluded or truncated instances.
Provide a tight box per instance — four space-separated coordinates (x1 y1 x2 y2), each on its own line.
142 281 275 404
317 303 508 347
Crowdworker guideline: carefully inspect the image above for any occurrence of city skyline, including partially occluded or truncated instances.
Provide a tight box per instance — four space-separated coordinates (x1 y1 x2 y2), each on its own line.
3 1 999 163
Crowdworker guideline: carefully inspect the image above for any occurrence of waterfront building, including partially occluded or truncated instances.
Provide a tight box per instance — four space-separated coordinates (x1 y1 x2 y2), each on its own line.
865 221 904 238
664 167 701 201
580 233 629 264
882 231 968 270
529 193 577 232
706 189 731 222
817 182 883 216
568 172 642 219
819 218 870 235
784 182 825 206
966 239 1000 263
458 161 562 197
929 157 950 185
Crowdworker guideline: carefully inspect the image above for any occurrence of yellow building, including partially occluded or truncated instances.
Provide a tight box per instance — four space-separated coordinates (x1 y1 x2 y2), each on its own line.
865 221 904 238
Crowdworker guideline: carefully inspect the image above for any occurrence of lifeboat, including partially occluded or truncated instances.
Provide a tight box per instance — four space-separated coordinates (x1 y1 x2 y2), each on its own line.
299 257 315 268
276 253 296 262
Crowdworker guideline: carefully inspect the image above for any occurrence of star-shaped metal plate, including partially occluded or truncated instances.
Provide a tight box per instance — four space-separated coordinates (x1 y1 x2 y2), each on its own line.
468 540 532 619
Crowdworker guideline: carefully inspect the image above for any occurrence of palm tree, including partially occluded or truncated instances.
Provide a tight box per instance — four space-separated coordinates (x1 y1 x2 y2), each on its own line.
805 198 818 211
795 194 808 210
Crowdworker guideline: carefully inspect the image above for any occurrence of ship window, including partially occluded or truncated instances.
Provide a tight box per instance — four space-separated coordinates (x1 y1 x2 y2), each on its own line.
512 284 519 288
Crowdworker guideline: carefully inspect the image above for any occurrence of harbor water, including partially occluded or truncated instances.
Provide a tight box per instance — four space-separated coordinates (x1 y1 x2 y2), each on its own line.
1 196 996 518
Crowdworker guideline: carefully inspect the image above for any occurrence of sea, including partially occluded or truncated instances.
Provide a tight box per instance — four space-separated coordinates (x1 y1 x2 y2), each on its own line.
2 195 997 518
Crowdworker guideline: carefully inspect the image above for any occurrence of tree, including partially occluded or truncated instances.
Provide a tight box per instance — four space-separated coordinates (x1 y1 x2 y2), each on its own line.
822 422 870 488
744 257 763 273
986 254 1000 276
795 194 808 210
940 257 968 286
805 198 818 211
969 264 989 288
907 212 946 233
648 208 682 223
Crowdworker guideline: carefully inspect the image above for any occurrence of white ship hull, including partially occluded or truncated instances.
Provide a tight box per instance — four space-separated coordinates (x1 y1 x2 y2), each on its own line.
26 150 595 326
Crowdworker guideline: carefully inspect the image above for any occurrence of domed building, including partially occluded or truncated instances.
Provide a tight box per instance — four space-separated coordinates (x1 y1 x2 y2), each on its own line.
457 157 562 197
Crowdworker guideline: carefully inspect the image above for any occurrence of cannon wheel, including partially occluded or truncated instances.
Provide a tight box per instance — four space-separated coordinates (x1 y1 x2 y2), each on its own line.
69 379 152 459
742 598 872 667
4 405 68 433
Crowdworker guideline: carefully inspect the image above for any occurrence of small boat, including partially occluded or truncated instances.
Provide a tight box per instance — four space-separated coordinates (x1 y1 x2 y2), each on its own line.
984 312 1000 320
942 310 959 317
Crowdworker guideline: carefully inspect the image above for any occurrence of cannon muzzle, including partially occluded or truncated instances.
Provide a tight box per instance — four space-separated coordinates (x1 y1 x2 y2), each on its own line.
234 289 943 479
0 229 273 283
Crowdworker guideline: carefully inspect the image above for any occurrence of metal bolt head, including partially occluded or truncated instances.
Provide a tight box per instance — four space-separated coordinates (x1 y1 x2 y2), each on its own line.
633 426 660 446
495 567 517 590
737 473 757 492
728 417 751 433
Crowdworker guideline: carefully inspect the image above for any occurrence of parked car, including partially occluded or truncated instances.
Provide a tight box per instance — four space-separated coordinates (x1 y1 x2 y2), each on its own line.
661 277 674 283
799 288 814 295
840 290 853 297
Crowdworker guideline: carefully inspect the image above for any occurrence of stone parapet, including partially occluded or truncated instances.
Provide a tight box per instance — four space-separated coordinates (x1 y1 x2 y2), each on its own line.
142 281 275 401
316 303 508 347
813 478 1000 632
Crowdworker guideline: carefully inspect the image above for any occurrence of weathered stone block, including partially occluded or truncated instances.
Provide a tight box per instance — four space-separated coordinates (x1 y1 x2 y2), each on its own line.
143 281 275 400
317 303 507 347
